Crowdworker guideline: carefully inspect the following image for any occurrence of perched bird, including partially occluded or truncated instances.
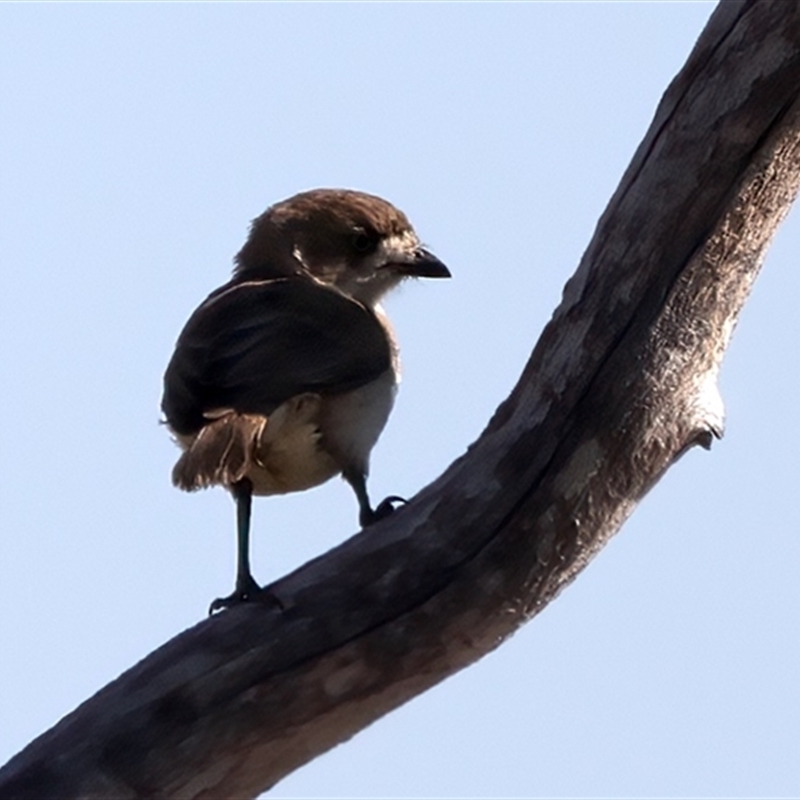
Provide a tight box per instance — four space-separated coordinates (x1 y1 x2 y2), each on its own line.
162 189 450 612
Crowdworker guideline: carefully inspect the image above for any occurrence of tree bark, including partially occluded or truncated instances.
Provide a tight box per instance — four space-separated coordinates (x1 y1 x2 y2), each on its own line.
4 1 800 798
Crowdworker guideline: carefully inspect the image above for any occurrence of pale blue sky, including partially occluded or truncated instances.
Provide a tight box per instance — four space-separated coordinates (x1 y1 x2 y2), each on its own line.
3 3 799 798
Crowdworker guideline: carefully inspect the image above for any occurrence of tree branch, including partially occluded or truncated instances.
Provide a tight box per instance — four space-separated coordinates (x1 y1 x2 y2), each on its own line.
4 1 800 798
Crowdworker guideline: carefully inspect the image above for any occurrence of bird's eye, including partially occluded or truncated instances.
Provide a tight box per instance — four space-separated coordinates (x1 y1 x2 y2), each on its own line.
352 230 374 253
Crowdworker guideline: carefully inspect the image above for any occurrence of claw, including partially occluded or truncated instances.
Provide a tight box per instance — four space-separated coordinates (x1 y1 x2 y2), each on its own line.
208 576 283 615
362 495 407 526
208 573 260 615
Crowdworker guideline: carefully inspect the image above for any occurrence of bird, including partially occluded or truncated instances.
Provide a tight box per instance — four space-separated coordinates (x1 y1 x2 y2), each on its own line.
161 188 450 613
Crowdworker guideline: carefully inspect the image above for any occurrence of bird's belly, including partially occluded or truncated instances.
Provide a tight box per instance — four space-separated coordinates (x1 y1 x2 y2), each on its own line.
249 393 339 496
172 370 398 497
319 368 398 474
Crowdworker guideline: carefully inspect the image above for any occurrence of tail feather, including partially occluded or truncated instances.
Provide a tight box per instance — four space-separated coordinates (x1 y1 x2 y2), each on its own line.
172 412 266 491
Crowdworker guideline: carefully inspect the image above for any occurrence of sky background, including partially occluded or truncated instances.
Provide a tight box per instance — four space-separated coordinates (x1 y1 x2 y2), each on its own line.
2 3 799 798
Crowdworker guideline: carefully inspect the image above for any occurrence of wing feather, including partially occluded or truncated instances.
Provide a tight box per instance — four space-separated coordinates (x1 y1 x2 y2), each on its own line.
162 278 392 435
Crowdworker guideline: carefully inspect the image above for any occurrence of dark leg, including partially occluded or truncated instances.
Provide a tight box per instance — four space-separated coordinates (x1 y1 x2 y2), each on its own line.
209 478 262 614
232 479 259 596
343 468 406 528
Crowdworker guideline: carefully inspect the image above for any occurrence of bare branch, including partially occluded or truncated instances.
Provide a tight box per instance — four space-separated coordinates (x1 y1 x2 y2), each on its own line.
4 1 800 798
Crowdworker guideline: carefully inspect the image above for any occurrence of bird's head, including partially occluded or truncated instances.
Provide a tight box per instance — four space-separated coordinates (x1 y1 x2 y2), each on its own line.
233 189 450 305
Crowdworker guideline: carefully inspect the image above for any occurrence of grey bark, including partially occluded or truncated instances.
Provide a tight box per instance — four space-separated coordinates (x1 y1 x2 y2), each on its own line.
3 1 800 798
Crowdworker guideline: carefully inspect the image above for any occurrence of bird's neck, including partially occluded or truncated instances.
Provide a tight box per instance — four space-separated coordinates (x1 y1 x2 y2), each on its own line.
335 272 404 308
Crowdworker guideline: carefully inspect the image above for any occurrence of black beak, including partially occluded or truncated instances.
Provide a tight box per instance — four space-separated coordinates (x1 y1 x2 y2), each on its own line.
391 248 451 279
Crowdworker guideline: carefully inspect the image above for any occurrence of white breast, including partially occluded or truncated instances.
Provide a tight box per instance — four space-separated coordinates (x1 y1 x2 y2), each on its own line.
319 367 398 476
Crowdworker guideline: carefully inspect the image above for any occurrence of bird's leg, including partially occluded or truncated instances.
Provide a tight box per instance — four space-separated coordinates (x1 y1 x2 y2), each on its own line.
344 468 406 527
232 478 259 595
209 478 262 614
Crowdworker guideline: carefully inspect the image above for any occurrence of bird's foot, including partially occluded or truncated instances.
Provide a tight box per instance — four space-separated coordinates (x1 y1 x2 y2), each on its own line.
361 495 407 527
208 574 282 615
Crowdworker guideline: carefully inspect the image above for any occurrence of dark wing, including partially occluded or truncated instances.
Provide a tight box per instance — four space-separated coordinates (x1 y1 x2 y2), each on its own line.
162 278 392 435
